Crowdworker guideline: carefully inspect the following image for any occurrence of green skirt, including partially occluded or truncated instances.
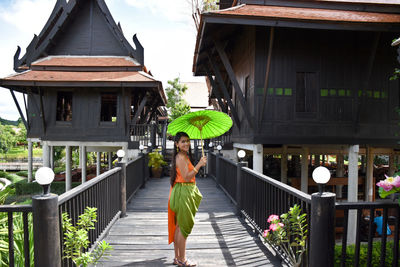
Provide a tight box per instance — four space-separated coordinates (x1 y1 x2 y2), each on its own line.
169 183 203 238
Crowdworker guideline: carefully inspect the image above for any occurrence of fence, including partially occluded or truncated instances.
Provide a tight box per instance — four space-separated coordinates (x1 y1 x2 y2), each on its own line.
209 152 400 266
1 154 148 266
130 123 166 150
0 205 32 267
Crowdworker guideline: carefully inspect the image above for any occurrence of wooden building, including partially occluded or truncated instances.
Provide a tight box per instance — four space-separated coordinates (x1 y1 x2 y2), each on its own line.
193 0 400 202
0 0 166 188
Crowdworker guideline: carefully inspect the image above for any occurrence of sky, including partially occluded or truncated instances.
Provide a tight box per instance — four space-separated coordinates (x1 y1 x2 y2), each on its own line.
0 0 205 120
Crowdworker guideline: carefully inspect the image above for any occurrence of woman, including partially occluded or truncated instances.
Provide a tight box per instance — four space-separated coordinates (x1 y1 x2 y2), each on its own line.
168 132 207 267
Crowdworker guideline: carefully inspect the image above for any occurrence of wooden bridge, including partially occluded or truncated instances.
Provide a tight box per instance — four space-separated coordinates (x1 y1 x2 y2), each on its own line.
96 176 282 266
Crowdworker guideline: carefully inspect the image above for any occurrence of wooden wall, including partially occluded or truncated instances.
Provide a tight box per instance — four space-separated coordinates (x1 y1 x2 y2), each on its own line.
26 88 142 142
230 26 400 145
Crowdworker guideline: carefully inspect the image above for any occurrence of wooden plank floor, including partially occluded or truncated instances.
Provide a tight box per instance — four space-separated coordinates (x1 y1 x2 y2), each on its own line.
96 176 282 266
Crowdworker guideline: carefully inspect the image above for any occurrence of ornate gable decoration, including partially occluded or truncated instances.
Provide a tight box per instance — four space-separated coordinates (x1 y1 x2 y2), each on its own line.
13 0 144 72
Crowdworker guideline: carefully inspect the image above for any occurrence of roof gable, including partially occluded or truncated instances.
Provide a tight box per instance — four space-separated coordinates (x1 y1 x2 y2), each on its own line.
14 0 144 71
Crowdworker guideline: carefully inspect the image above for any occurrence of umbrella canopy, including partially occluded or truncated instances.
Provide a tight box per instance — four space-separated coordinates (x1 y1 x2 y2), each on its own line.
167 110 232 140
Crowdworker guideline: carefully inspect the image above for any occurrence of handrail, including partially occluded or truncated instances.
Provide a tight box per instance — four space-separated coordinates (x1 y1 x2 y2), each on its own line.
0 205 32 212
58 167 121 205
242 167 312 203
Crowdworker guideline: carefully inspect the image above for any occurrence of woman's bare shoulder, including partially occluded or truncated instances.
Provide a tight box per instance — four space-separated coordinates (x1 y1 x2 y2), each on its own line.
175 153 186 162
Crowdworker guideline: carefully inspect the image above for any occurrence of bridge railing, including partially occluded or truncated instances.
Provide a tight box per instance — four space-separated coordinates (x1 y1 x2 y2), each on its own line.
0 154 148 266
0 205 32 267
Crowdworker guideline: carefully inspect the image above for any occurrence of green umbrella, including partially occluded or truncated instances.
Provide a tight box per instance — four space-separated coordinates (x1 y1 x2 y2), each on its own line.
167 110 233 157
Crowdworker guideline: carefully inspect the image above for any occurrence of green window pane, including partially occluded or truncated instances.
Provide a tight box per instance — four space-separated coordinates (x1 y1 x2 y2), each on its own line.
275 88 283 95
330 89 336 96
346 90 352 97
358 90 363 97
382 91 387 98
267 88 274 95
321 89 328 97
338 89 345 96
284 88 292 96
373 91 380 99
367 90 372 98
256 88 264 94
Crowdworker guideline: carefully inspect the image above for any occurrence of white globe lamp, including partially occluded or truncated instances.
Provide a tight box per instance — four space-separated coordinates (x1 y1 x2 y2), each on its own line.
35 167 55 196
312 166 331 194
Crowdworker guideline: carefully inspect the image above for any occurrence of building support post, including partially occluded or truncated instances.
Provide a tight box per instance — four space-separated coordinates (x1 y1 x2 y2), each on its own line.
50 146 54 170
348 145 359 244
301 147 309 193
65 145 72 191
28 140 33 183
366 146 374 202
32 194 61 267
310 192 335 267
117 162 127 218
253 144 263 174
79 146 83 169
315 155 320 166
42 142 50 168
236 161 247 216
216 152 220 187
336 154 344 199
81 146 87 183
108 152 112 170
281 145 288 184
389 151 395 176
96 152 101 176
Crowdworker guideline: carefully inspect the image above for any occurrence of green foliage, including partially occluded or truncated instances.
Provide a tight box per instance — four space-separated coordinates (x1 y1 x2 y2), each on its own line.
13 179 80 196
390 68 400 81
263 204 308 267
202 0 218 11
165 78 191 121
334 241 399 266
0 117 19 126
62 207 113 266
0 188 34 266
0 147 42 160
15 122 27 146
148 150 167 169
0 124 17 154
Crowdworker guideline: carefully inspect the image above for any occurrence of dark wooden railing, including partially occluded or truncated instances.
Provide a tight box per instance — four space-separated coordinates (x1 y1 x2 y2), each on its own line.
0 205 32 267
126 154 149 202
129 123 166 150
209 152 312 266
335 202 400 266
58 167 122 266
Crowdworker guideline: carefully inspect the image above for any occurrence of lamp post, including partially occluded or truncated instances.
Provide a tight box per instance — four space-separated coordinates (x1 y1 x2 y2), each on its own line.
217 145 222 155
310 166 335 267
117 149 126 163
238 150 246 162
32 167 61 266
139 144 144 155
148 142 152 153
208 142 214 153
236 150 246 216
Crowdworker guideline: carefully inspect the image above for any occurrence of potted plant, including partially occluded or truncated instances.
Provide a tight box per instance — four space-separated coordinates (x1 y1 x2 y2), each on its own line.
148 150 167 178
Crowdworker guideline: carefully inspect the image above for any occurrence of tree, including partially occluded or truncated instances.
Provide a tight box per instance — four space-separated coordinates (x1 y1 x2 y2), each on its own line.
191 0 218 30
15 122 27 147
165 78 191 121
0 124 16 153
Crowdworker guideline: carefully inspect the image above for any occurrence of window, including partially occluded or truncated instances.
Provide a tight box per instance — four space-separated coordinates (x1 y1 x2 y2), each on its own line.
56 91 72 121
296 72 317 113
100 92 117 122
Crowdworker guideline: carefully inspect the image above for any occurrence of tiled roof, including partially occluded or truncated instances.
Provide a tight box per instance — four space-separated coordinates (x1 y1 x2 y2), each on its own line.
208 4 400 23
32 56 140 67
3 70 156 83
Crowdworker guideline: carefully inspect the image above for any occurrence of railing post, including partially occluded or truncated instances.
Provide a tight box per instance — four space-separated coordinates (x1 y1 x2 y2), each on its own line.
236 162 247 216
117 162 127 218
32 194 61 267
310 192 336 267
216 152 220 187
140 153 146 189
150 123 157 149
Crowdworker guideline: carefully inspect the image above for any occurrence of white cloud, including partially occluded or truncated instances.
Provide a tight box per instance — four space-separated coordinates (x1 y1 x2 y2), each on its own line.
124 0 193 24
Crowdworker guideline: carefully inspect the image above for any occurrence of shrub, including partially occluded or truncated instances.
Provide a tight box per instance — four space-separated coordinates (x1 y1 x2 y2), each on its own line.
14 179 80 196
334 241 398 266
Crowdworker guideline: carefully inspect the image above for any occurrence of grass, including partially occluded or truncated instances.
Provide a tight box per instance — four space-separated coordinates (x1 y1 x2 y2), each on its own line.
0 146 42 160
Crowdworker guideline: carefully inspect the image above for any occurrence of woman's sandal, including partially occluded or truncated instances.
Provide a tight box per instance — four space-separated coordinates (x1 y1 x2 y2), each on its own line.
177 259 197 267
173 258 179 265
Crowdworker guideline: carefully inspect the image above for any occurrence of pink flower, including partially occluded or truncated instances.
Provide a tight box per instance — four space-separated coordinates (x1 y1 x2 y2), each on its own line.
263 229 270 237
392 176 400 188
278 223 284 228
267 214 279 223
376 180 393 192
269 223 280 231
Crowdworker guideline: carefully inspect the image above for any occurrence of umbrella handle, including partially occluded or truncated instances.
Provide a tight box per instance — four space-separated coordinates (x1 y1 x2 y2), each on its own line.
200 131 205 158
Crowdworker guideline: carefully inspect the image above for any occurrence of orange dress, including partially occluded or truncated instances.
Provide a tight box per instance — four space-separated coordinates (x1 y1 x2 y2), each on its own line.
168 159 196 244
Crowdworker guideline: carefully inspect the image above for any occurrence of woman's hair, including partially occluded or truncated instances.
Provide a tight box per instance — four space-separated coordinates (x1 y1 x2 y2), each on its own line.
170 132 193 186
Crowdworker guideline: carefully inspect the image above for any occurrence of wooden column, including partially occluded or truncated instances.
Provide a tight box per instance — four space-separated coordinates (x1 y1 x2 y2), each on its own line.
81 146 87 183
301 147 309 193
50 146 54 170
79 146 83 169
315 155 320 166
253 144 263 174
389 151 396 176
108 152 113 170
366 146 374 202
336 154 344 199
361 155 366 173
348 145 359 244
28 140 33 183
96 152 101 176
281 145 288 184
42 142 50 168
65 146 72 191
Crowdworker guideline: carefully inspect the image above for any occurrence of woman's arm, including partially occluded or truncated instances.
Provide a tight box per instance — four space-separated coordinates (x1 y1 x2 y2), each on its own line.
176 154 207 182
